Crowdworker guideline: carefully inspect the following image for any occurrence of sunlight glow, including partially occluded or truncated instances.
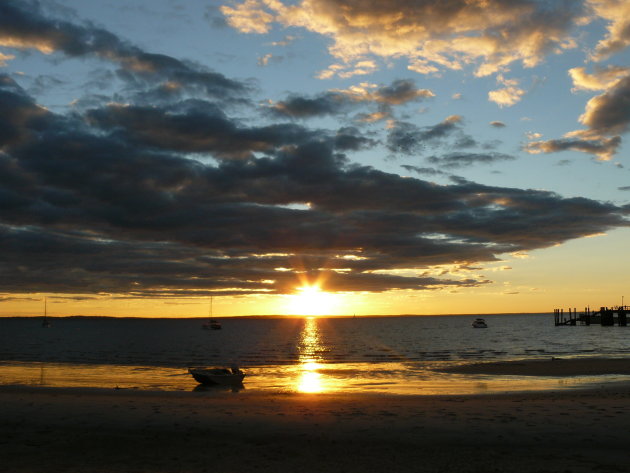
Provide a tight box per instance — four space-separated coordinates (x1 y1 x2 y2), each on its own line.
297 369 323 393
286 285 339 316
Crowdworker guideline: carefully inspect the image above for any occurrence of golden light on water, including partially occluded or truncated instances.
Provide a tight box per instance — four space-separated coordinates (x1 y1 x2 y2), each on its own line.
297 368 323 393
296 317 325 393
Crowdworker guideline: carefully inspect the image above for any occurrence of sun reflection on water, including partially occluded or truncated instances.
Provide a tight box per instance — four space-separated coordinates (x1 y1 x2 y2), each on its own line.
297 317 325 393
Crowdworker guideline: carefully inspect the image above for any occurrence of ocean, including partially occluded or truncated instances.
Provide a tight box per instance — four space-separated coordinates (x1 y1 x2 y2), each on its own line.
2 314 630 395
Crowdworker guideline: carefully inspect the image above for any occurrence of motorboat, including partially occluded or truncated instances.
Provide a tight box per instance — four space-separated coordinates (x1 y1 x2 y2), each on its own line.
188 366 245 386
202 319 222 330
472 318 488 328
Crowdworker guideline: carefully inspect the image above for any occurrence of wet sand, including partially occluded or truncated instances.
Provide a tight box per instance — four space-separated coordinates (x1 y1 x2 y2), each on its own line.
2 359 630 473
439 357 630 376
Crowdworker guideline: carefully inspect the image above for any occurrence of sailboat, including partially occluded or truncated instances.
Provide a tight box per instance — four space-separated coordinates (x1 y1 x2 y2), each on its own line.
202 297 221 330
42 297 51 328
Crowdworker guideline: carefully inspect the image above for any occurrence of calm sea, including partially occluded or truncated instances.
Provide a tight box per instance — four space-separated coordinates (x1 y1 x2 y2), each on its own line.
2 314 630 395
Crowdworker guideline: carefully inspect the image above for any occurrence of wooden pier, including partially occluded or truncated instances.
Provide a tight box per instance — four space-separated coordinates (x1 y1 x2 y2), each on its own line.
554 306 629 326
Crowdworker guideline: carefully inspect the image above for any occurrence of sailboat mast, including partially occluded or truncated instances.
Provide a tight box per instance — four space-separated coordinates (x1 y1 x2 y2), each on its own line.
42 296 51 327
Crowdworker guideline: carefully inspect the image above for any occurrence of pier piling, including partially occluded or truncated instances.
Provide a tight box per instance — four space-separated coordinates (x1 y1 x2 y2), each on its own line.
554 305 630 326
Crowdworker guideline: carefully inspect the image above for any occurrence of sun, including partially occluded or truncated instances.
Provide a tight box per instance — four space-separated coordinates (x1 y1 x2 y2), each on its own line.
286 285 338 316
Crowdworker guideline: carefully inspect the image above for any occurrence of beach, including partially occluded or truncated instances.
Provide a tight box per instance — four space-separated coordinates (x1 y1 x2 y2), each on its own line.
440 356 630 376
3 358 630 473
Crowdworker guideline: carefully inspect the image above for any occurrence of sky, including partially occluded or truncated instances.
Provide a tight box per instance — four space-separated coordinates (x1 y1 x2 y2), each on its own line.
0 0 629 317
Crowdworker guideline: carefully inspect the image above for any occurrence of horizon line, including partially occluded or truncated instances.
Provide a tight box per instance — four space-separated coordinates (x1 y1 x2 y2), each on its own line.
1 312 550 319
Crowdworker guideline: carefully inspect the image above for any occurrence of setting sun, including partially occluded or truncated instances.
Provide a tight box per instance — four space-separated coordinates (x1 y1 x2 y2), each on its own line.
286 285 339 316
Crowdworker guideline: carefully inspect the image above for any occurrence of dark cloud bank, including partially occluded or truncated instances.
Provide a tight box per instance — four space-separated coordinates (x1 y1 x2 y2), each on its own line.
0 1 628 299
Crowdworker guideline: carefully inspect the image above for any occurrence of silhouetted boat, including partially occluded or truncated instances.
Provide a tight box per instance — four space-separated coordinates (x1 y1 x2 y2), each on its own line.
209 320 222 329
188 367 245 386
202 296 221 330
472 318 487 328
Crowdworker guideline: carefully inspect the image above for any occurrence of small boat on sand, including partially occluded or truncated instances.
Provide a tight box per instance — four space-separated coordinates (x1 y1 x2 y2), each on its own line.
472 318 488 328
188 366 245 386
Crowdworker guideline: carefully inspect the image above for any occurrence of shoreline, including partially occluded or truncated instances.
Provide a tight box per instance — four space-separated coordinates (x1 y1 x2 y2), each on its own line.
3 373 630 398
3 381 630 472
4 356 630 397
437 356 630 376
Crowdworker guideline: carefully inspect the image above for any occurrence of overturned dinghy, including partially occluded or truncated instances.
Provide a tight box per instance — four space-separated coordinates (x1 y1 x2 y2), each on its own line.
188 366 245 386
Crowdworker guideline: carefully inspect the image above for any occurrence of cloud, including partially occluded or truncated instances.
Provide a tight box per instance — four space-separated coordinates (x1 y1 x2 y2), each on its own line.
334 127 378 151
589 0 630 61
316 60 378 80
270 79 433 119
85 101 320 159
221 0 586 77
0 52 15 66
270 35 297 47
488 75 525 107
370 80 435 105
270 91 355 118
569 65 630 92
427 152 516 169
524 135 621 160
526 69 630 160
400 165 450 178
220 0 275 34
577 75 630 135
258 53 274 66
0 0 248 102
387 115 471 155
0 75 51 147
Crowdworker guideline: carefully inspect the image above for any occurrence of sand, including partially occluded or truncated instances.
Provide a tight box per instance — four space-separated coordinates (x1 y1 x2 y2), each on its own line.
2 359 630 473
439 357 630 376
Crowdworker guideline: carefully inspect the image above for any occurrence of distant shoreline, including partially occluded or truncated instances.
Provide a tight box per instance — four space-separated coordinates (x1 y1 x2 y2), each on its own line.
0 312 550 319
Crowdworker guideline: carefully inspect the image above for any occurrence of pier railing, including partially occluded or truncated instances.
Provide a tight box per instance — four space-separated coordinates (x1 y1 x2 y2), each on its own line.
554 306 629 326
